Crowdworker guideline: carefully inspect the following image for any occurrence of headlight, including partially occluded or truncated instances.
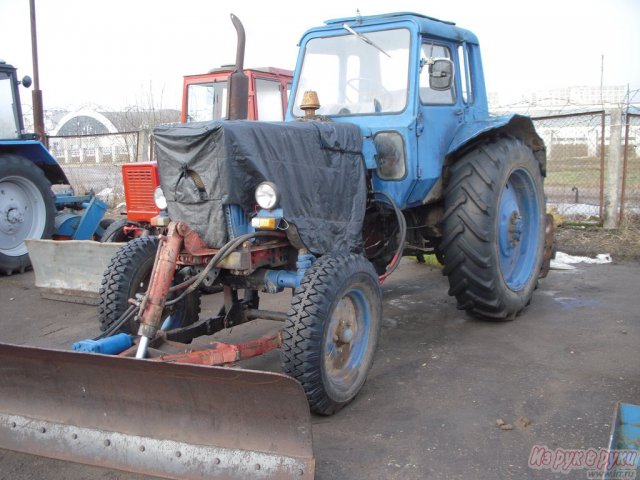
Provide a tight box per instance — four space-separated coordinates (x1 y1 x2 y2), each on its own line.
255 182 279 210
153 186 167 210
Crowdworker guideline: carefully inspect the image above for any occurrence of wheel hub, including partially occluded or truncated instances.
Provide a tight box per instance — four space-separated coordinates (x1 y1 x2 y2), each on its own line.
327 297 358 372
1 203 24 235
497 167 541 291
508 211 523 247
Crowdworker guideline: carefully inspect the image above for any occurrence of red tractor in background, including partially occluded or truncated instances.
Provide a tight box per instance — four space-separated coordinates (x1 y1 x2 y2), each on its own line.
100 67 293 244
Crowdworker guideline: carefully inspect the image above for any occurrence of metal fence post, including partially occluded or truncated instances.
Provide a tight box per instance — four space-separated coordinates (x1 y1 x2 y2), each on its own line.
138 130 150 162
599 111 606 221
619 114 634 224
604 108 623 229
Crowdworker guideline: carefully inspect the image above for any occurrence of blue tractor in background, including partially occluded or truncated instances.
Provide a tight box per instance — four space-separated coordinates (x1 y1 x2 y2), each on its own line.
0 60 108 275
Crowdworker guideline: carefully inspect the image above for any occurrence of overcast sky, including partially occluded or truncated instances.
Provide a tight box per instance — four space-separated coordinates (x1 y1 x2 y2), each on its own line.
1 0 639 114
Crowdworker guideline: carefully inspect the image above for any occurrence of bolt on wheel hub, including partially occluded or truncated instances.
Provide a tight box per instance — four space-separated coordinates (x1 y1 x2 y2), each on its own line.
508 211 523 247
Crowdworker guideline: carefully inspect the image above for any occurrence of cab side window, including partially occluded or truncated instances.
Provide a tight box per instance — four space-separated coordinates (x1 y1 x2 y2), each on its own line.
419 43 455 105
458 44 474 104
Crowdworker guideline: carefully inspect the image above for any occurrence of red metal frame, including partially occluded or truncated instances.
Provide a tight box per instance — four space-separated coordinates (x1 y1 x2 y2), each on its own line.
180 67 293 123
156 333 282 366
129 221 290 366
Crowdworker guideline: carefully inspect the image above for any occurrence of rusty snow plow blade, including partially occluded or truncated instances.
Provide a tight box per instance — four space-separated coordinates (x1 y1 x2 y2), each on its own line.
26 239 126 304
0 343 315 479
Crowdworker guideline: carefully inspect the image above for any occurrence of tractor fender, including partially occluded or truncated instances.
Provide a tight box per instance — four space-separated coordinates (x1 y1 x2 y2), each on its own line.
0 140 69 185
445 114 547 177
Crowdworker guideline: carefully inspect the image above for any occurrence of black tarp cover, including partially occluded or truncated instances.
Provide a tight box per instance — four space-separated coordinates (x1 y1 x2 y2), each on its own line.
154 120 367 255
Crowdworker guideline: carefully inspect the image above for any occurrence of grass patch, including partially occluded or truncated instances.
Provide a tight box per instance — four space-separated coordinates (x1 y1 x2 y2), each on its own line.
406 254 443 269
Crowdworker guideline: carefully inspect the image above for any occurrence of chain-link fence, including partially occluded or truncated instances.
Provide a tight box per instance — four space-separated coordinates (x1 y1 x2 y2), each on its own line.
45 112 639 223
47 131 142 206
532 111 606 223
620 113 640 223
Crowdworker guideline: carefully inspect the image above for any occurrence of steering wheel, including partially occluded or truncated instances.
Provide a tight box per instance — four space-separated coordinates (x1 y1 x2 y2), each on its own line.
345 77 392 111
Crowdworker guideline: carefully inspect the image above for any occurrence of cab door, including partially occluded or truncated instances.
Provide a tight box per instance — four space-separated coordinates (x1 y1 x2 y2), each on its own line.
407 39 463 206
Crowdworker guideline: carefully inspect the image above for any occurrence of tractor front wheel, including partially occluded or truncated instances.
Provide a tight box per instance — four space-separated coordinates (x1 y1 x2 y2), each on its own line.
281 254 381 415
97 236 200 333
441 136 545 320
0 155 56 275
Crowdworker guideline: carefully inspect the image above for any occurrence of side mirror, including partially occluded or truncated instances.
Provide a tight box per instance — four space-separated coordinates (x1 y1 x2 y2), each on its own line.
20 75 32 88
429 59 454 91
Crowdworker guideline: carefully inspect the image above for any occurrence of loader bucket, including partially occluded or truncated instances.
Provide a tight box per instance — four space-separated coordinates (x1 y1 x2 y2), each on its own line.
25 239 125 304
0 343 315 479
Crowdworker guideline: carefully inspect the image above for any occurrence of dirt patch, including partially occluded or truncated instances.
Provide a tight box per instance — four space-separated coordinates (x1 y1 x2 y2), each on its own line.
555 221 640 259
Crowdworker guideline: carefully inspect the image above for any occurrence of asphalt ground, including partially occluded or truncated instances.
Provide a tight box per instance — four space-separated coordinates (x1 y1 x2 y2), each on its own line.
0 258 638 479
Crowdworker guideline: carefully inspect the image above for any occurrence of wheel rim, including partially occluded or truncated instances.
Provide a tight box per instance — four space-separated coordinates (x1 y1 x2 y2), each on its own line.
323 286 371 393
0 176 47 257
498 168 540 291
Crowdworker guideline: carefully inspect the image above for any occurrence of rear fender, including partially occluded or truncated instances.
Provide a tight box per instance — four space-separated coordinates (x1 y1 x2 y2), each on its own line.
0 140 69 185
445 114 547 179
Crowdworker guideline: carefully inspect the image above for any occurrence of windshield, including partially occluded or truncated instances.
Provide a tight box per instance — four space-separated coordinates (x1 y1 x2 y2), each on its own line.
292 28 410 117
186 81 228 122
0 73 20 139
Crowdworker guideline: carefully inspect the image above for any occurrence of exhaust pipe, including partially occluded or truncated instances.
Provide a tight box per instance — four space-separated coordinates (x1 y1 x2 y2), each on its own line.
227 13 249 120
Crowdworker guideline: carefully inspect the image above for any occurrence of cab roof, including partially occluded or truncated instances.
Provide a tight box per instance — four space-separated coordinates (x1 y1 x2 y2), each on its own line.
306 11 479 45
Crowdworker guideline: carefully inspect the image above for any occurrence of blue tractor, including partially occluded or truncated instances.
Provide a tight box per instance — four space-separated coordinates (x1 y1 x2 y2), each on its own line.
0 60 109 274
0 13 553 478
95 12 553 411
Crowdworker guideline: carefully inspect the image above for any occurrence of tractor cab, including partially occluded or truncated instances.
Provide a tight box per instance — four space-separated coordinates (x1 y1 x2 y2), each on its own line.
182 67 292 123
287 13 488 209
0 61 30 140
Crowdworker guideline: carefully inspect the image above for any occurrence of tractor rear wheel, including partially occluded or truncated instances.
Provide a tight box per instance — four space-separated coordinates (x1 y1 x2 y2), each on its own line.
97 236 200 333
0 155 56 275
281 254 381 415
441 136 545 320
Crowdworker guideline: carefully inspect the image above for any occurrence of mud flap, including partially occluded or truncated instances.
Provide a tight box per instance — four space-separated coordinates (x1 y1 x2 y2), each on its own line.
25 239 126 304
0 343 315 479
539 213 555 279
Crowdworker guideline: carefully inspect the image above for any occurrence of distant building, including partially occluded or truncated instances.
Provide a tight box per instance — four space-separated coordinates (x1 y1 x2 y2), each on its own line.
489 85 632 116
488 86 638 172
50 108 180 136
47 107 179 164
530 85 627 108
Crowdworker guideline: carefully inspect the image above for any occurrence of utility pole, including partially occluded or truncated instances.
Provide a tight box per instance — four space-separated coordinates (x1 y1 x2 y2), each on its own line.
29 0 45 144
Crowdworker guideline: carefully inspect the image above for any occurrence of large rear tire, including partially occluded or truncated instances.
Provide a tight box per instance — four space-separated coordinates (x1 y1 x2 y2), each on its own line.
281 254 381 415
0 155 56 275
441 136 545 320
98 236 200 333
